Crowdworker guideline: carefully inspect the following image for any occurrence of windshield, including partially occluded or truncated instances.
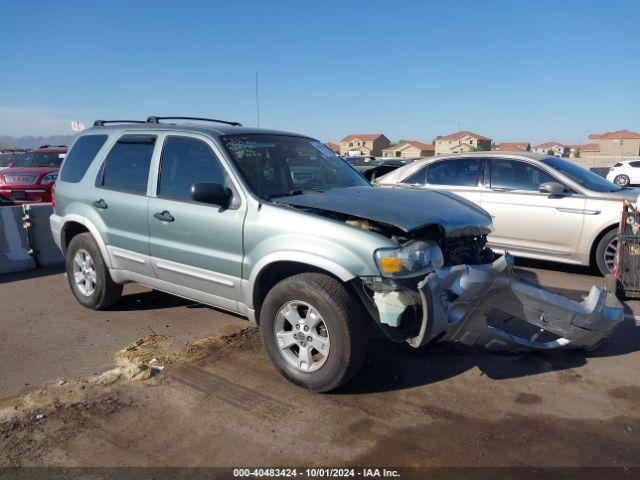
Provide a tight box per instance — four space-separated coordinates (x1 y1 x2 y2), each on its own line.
221 135 369 199
542 157 622 193
0 153 24 167
13 151 65 168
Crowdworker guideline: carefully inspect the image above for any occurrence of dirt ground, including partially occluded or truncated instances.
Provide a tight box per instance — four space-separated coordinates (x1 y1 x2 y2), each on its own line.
1 260 639 474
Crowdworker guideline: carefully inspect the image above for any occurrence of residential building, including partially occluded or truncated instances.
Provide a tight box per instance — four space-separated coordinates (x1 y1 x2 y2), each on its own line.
382 141 435 159
587 130 640 156
494 142 530 152
324 142 340 154
434 131 492 155
531 142 569 157
339 134 390 157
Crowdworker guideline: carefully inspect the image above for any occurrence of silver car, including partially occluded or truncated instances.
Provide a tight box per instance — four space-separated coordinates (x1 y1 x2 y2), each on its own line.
50 122 623 392
377 152 637 275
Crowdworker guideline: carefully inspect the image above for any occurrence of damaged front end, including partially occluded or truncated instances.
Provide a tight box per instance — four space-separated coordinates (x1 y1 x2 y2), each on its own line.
360 253 623 353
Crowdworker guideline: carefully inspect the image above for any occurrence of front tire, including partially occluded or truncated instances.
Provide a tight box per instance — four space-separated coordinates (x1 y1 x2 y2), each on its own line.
65 233 123 310
595 229 618 276
614 174 630 187
259 273 368 393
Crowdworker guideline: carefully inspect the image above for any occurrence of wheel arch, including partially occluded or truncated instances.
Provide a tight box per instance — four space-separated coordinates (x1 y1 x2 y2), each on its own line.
247 254 358 324
60 215 112 268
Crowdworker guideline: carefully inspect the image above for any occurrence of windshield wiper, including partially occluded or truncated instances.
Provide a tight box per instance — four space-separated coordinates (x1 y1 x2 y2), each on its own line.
268 189 305 199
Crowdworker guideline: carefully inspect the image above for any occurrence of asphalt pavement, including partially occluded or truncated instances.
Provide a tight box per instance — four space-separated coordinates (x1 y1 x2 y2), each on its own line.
1 260 639 469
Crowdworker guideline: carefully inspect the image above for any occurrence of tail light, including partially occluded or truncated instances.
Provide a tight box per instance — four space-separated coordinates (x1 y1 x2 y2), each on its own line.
51 183 56 212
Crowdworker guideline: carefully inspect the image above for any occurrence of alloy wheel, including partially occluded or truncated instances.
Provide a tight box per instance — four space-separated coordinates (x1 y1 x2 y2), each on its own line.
73 249 97 296
274 300 330 373
614 175 630 187
604 237 618 273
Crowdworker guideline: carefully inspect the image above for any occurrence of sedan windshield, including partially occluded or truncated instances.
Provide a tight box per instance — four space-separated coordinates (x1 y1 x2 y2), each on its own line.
13 151 65 168
221 135 369 199
542 157 622 193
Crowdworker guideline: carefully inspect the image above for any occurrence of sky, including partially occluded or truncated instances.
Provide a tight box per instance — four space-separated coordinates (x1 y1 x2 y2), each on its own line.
1 0 639 145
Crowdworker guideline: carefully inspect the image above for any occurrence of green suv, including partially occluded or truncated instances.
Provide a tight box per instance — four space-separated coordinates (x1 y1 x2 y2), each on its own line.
51 117 623 392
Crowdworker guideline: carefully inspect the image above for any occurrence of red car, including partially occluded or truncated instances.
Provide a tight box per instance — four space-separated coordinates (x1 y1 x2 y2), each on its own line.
0 145 67 204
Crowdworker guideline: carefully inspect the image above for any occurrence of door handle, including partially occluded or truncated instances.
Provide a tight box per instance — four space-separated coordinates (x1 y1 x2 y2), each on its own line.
153 210 175 222
92 199 108 209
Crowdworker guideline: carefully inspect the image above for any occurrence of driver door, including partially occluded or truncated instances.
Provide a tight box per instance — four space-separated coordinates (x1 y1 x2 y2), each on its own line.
480 158 586 259
147 134 245 310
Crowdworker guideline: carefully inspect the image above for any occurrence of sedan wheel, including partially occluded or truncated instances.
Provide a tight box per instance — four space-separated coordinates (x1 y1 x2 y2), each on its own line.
614 174 630 187
274 300 330 373
604 236 618 273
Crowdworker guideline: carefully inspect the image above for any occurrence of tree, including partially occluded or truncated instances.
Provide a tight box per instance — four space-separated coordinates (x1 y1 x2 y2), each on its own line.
574 148 581 158
547 148 555 156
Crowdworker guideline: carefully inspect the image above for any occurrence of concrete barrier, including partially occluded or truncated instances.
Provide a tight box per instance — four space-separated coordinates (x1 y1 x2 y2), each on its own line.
0 203 63 275
0 206 36 274
23 204 64 268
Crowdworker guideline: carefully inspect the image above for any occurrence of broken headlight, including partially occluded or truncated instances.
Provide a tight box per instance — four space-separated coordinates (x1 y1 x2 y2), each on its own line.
374 240 444 278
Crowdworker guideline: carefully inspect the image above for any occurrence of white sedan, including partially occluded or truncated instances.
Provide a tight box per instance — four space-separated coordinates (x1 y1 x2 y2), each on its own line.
377 152 638 275
606 160 640 187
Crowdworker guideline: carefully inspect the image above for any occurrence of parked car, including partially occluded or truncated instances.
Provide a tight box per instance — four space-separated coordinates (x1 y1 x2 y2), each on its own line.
606 160 640 187
50 118 622 392
0 145 67 204
377 152 639 275
0 149 27 172
345 155 410 181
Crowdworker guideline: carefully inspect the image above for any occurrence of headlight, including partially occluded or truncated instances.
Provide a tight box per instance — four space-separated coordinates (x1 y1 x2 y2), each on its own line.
374 240 444 278
41 173 58 185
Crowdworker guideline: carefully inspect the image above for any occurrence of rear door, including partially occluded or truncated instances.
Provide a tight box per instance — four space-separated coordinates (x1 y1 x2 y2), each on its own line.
93 134 156 276
480 158 585 258
147 134 245 310
401 157 484 205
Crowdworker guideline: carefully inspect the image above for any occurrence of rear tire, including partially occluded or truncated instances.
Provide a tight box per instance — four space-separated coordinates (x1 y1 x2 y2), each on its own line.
595 229 618 276
259 273 368 393
65 233 122 310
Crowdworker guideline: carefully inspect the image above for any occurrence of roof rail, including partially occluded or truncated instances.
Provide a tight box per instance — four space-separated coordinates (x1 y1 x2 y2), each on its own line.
37 144 67 149
93 120 147 127
146 116 242 127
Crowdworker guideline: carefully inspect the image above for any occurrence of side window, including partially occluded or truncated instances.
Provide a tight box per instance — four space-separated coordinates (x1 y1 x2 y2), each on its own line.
59 135 108 183
97 135 155 194
490 159 557 191
629 161 640 168
403 166 428 184
426 158 481 186
158 136 227 201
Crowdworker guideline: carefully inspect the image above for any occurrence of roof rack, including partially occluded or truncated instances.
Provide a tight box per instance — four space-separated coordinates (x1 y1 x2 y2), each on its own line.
146 116 242 127
93 120 147 127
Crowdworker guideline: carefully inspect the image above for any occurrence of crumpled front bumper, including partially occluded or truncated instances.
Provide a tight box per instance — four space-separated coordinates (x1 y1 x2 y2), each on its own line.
405 254 623 352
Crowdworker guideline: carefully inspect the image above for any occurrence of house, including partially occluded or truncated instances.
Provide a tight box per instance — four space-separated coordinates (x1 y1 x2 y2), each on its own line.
587 130 640 156
531 142 569 157
568 144 600 158
339 134 390 157
382 141 435 159
324 142 340 154
434 131 492 155
494 142 530 152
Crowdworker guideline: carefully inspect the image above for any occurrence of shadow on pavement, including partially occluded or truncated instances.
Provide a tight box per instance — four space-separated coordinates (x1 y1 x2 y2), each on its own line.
0 265 65 284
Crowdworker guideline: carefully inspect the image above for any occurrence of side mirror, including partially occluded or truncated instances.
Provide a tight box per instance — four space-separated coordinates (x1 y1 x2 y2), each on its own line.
539 181 566 196
190 182 231 207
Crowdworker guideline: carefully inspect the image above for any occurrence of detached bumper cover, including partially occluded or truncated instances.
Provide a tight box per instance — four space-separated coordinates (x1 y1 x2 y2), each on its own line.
407 254 623 351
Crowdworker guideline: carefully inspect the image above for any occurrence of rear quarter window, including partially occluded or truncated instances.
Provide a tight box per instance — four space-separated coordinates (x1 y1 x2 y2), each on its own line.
59 135 108 183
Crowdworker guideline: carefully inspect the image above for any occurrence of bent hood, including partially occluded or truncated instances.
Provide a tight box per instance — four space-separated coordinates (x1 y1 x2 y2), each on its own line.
276 186 493 237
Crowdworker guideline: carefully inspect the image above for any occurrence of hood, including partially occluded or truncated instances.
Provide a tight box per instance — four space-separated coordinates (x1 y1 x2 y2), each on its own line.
276 186 493 237
598 188 640 201
2 166 58 176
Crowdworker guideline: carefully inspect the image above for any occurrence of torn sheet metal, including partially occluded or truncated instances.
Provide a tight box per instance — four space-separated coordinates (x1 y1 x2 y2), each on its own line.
408 254 623 352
